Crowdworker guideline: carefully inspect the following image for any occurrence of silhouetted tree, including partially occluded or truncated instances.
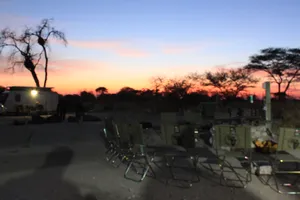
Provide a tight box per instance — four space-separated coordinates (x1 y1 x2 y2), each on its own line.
137 88 155 97
31 18 67 87
164 78 193 99
183 90 210 107
64 94 81 112
149 76 166 95
191 68 258 99
117 87 138 101
95 86 108 96
0 28 42 87
245 48 300 99
0 86 5 93
80 91 96 102
0 18 67 88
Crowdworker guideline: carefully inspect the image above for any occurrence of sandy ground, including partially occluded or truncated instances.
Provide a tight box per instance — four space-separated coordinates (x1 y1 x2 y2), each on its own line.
0 141 297 200
0 114 299 200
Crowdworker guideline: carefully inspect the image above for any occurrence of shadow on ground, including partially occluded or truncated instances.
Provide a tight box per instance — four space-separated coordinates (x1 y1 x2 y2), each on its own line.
126 153 263 200
0 146 99 200
115 129 263 200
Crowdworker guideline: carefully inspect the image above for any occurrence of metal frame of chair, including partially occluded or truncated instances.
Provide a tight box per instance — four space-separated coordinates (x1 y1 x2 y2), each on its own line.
213 124 252 188
260 127 300 194
160 122 200 187
103 117 119 163
124 122 156 182
108 121 135 168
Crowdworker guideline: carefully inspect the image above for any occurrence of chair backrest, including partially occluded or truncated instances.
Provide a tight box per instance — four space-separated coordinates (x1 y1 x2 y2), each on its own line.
184 111 202 124
277 127 300 151
213 124 252 150
128 122 145 145
161 123 195 148
114 121 131 144
161 112 178 123
103 118 115 140
117 122 147 154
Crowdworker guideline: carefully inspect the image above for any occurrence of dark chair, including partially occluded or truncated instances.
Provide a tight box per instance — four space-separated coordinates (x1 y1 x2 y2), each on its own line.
261 127 300 194
123 122 156 182
213 124 253 188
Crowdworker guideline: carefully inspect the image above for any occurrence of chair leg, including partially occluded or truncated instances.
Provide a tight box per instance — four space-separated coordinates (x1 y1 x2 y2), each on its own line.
124 160 134 178
105 146 115 160
191 156 201 183
124 155 156 182
115 154 128 168
106 149 117 162
111 153 124 167
166 156 195 187
140 166 150 181
219 158 248 188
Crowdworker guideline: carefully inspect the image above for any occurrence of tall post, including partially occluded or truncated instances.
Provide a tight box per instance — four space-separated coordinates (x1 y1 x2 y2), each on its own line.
263 82 272 130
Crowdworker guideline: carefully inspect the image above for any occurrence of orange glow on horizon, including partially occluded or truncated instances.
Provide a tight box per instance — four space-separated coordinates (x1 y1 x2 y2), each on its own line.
0 61 299 97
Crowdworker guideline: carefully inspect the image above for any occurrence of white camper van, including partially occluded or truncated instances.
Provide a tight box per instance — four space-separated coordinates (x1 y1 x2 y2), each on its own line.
0 86 59 114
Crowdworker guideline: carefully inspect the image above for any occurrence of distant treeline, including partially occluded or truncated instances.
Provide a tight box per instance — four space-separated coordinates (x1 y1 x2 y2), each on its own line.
61 87 299 113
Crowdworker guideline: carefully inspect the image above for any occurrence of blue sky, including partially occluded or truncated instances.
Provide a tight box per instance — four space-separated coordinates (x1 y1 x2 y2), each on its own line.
0 0 299 93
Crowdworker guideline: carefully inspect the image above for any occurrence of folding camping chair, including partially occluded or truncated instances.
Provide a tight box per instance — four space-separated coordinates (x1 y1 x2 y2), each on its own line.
161 112 178 124
213 124 252 188
107 120 135 168
261 127 300 194
160 122 200 187
124 122 156 182
103 118 119 163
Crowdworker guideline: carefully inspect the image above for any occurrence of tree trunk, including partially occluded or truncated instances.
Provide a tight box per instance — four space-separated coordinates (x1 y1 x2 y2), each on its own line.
279 92 286 101
30 70 40 87
277 83 281 94
284 81 292 94
42 45 49 87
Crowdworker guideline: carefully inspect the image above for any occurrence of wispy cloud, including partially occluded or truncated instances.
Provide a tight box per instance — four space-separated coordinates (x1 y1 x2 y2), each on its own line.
214 62 247 69
0 57 109 77
48 59 108 71
69 40 123 49
161 40 227 55
162 45 200 54
69 40 149 58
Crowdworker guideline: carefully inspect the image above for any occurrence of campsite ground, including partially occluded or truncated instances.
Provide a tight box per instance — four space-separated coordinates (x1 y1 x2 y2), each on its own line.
0 113 298 200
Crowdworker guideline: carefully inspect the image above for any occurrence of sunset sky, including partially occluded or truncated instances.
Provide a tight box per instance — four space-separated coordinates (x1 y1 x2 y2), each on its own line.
0 0 300 95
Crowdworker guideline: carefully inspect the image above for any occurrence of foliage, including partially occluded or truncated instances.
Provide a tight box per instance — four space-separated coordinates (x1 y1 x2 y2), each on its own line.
188 67 259 99
163 77 193 99
80 91 96 102
0 86 5 93
149 76 166 95
0 18 67 87
31 18 67 87
245 47 300 97
95 86 108 95
0 28 42 86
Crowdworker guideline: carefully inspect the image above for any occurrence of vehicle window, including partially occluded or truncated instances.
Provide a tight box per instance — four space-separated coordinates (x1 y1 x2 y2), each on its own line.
15 94 21 102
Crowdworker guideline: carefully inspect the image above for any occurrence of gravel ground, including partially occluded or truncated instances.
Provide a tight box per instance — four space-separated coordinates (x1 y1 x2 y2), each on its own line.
0 114 299 200
0 141 296 200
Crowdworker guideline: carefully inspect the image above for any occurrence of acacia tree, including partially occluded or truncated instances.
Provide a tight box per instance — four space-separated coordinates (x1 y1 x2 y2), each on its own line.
149 76 166 95
164 77 193 99
245 48 300 98
190 68 259 99
117 87 138 101
0 18 67 88
0 28 42 87
31 19 67 87
95 86 108 95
